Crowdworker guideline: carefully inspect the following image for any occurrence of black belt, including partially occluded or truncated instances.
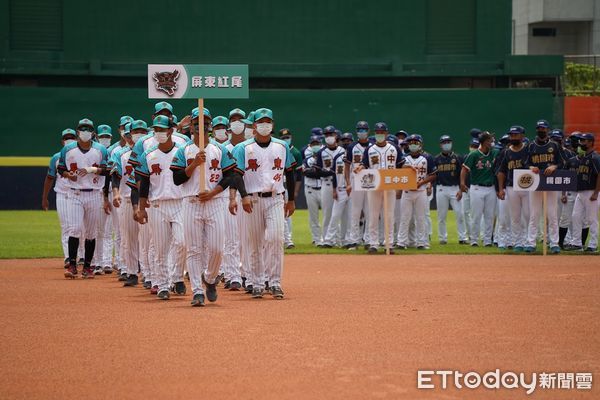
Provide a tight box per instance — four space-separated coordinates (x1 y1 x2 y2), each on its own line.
307 186 321 191
473 184 493 187
252 192 284 198
71 188 94 192
439 184 459 187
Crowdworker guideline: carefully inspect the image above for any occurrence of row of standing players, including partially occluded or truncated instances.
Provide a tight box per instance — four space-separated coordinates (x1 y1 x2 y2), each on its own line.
297 120 599 254
43 102 298 306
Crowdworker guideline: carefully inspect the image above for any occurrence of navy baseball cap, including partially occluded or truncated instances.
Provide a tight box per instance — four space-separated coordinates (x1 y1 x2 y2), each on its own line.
470 128 482 139
341 132 353 141
407 134 423 143
580 133 595 141
374 122 388 131
309 135 322 144
323 125 337 134
439 135 452 143
334 129 342 137
395 130 408 138
500 134 509 144
509 125 525 135
386 135 399 145
536 120 550 129
550 129 564 139
311 127 323 136
356 121 369 131
470 138 480 146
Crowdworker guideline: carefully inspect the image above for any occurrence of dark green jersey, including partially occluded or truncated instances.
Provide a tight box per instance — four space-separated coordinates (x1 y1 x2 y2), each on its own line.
463 148 498 186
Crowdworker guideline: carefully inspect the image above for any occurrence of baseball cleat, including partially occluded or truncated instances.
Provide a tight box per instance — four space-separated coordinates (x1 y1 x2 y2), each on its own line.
93 266 104 275
513 246 524 252
524 246 535 253
245 284 253 294
124 274 138 287
368 247 378 254
550 246 561 254
498 246 506 250
321 244 333 248
118 273 128 282
223 280 231 290
143 281 152 289
270 286 284 299
458 240 468 245
173 281 186 295
64 265 78 279
191 293 205 307
63 258 69 269
150 285 159 295
285 243 295 249
81 266 95 279
230 281 242 291
252 287 264 299
471 243 479 247
584 247 597 253
157 290 170 300
103 266 113 274
202 274 218 302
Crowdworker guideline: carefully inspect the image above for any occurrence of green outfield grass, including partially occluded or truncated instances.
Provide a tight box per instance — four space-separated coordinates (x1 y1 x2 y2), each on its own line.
0 157 51 167
0 209 509 259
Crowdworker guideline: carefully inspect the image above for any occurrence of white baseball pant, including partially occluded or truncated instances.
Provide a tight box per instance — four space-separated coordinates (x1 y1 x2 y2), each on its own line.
323 189 351 246
320 178 335 243
304 186 322 244
527 191 559 248
468 185 496 246
348 189 369 245
118 198 139 276
559 192 576 245
571 190 599 249
64 190 102 241
56 192 70 259
397 190 428 247
222 196 241 284
436 185 467 242
506 187 529 248
367 190 395 248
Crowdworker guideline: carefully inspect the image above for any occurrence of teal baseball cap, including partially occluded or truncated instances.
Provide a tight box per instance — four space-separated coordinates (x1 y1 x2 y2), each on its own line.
229 108 246 119
119 116 134 126
152 115 171 129
191 107 212 120
77 118 94 129
253 108 273 122
154 101 173 114
131 120 148 132
62 128 76 138
97 124 112 137
242 111 255 125
212 116 228 127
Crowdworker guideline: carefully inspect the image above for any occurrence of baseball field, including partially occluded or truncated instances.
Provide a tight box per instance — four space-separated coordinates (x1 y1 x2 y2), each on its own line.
0 211 598 399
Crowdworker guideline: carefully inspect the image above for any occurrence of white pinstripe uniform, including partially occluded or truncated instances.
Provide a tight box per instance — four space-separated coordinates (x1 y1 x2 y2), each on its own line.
47 152 70 259
323 152 351 246
346 141 371 246
397 152 436 248
171 141 236 294
58 142 108 242
232 137 296 291
220 141 242 284
316 145 346 242
111 146 141 278
136 143 185 293
362 142 403 248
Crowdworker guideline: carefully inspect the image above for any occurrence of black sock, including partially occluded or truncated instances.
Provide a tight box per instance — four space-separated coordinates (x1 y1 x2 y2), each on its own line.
559 227 568 248
84 239 96 267
582 228 589 248
68 237 79 266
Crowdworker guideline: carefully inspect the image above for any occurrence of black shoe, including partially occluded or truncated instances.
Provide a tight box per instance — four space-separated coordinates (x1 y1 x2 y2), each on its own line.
485 244 493 247
118 273 128 281
584 247 597 253
252 287 264 298
202 274 218 302
143 280 152 289
223 280 231 289
230 281 242 291
417 246 425 250
264 281 270 291
368 247 378 254
174 281 186 295
124 274 138 287
191 293 205 307
241 277 246 289
270 286 284 299
459 240 467 245
321 244 333 248
157 290 170 300
245 284 253 294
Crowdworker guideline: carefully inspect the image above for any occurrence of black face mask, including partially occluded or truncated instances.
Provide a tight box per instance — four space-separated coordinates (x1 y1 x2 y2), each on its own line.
536 130 547 139
510 139 521 146
579 144 588 151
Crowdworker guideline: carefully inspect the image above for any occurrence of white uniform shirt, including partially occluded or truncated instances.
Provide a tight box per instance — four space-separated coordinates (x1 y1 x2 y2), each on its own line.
136 144 183 201
402 152 437 191
58 142 108 190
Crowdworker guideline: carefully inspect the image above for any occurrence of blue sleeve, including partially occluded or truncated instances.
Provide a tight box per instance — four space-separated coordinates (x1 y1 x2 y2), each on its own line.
171 146 187 170
361 146 370 168
232 143 246 173
315 149 324 169
426 154 436 174
57 144 70 173
394 145 405 168
48 153 59 178
112 150 123 177
219 144 236 171
345 143 354 164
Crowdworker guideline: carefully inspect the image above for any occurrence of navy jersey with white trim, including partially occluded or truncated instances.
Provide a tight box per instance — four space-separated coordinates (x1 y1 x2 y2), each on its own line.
433 152 462 186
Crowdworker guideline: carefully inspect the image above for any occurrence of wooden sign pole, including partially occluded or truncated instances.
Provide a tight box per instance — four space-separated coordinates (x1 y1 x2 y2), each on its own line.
383 190 390 255
198 98 206 193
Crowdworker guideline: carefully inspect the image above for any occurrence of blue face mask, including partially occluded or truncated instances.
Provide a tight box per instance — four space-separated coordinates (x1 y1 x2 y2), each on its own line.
311 145 321 154
283 138 292 146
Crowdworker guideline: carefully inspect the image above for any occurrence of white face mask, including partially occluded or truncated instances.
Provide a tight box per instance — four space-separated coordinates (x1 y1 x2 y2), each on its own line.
256 123 272 137
409 144 421 153
325 136 337 146
441 143 452 152
64 139 76 146
154 131 168 144
214 129 228 141
132 133 144 143
99 138 111 148
244 127 254 140
357 132 369 140
230 121 245 135
311 145 321 154
78 130 93 142
375 134 386 143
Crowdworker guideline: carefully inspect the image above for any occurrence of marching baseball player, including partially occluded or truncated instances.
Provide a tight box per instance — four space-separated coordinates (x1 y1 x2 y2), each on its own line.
345 121 371 250
229 107 296 299
460 132 498 247
57 118 109 279
171 108 237 306
279 128 303 249
302 135 324 245
134 115 186 300
497 126 530 252
397 134 435 250
358 122 404 253
434 135 467 244
523 120 567 253
316 125 346 245
569 133 600 252
42 129 78 267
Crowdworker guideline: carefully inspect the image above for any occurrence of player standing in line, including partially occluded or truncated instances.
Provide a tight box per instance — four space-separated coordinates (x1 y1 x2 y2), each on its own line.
460 132 498 247
322 132 353 248
357 122 404 253
279 128 303 249
302 127 324 160
557 131 578 248
42 129 78 267
497 126 530 252
110 120 147 286
434 135 467 245
316 126 346 245
462 138 480 242
58 118 109 279
344 121 372 250
569 133 600 252
134 115 186 300
302 135 324 245
523 120 567 253
229 107 296 299
396 134 436 250
493 136 513 250
171 108 237 306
